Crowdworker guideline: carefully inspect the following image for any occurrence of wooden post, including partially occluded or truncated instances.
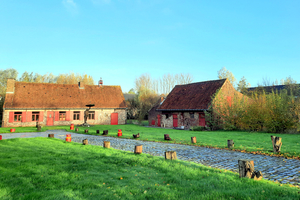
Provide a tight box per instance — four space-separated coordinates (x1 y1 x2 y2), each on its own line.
83 139 88 145
271 136 282 153
103 141 110 148
103 130 108 135
85 129 89 133
134 145 143 154
165 151 177 160
164 134 171 140
48 134 54 138
252 171 263 181
227 140 234 148
191 137 196 143
96 130 100 134
238 159 254 178
75 128 79 132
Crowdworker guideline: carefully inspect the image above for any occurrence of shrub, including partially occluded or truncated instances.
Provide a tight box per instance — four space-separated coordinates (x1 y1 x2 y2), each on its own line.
191 126 207 131
209 88 300 133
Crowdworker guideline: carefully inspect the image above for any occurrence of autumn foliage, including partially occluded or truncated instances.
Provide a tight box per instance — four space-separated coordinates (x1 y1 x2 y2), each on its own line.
209 89 300 133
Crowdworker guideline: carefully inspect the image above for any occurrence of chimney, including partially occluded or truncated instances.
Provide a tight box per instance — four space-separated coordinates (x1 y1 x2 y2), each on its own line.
78 81 85 89
6 79 15 94
98 77 103 87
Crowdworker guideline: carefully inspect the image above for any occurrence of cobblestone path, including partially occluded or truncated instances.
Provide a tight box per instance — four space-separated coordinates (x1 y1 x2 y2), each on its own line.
2 130 300 186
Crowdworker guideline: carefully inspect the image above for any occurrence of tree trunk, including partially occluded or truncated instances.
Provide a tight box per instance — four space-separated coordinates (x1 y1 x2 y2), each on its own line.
37 126 42 131
134 145 143 154
103 141 110 148
238 159 254 178
83 139 88 145
165 151 177 160
48 134 54 138
85 129 89 133
227 140 234 148
191 137 196 143
96 130 100 134
271 136 282 153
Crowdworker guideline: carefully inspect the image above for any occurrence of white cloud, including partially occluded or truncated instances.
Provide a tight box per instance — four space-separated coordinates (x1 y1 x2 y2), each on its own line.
62 0 78 14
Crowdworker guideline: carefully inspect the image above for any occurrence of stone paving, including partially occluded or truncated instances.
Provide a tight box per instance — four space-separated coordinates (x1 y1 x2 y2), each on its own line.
2 130 300 186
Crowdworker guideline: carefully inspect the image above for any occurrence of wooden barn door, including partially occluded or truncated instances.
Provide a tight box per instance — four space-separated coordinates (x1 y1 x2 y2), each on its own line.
199 113 205 127
111 113 118 125
157 115 161 127
47 111 54 126
173 114 178 128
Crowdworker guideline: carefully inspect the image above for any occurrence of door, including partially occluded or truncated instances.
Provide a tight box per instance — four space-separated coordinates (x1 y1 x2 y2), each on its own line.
47 111 54 126
199 114 205 127
111 113 118 125
173 114 178 127
157 115 161 127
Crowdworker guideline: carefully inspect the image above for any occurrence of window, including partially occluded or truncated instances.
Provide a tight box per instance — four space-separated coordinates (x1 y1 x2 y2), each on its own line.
32 112 40 121
190 112 194 118
73 111 80 120
59 111 66 121
14 112 22 122
88 111 95 120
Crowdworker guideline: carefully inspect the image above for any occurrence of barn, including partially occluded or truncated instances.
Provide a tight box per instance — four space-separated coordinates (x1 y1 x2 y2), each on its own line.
149 79 242 129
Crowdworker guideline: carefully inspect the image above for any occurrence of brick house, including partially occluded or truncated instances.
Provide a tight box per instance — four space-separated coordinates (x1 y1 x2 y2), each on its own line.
2 79 127 127
149 79 242 129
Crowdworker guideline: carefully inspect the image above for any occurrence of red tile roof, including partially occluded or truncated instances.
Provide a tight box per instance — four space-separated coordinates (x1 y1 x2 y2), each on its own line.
4 82 126 109
157 79 227 111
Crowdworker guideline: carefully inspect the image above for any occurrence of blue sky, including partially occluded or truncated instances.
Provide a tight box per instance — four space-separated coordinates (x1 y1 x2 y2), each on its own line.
1 0 299 92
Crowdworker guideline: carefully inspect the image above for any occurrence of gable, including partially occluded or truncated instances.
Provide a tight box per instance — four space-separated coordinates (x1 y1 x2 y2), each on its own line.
157 79 227 111
4 82 126 109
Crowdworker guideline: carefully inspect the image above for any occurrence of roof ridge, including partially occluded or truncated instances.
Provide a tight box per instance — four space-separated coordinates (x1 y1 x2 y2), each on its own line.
175 79 227 87
16 81 121 87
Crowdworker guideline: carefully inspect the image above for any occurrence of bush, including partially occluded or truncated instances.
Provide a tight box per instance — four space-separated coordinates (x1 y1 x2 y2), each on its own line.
191 126 208 131
209 88 300 133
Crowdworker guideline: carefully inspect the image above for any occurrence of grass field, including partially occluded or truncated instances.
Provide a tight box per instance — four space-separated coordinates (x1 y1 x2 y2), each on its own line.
1 124 300 159
0 138 299 199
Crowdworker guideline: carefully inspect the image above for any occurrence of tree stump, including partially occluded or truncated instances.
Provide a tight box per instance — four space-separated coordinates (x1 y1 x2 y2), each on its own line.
75 128 79 132
83 139 88 145
37 126 42 131
103 141 110 148
48 134 54 138
271 136 282 153
227 140 234 148
191 137 196 143
164 134 171 140
96 130 100 134
165 151 177 160
85 129 89 133
252 171 263 181
103 130 108 135
238 159 254 178
134 145 143 154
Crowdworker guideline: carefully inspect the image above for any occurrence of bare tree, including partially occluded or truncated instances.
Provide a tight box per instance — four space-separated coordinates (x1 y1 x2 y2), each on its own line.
217 67 236 87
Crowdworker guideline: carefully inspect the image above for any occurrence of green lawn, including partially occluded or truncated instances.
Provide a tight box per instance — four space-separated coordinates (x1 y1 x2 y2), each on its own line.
1 124 300 158
0 125 68 133
0 138 299 200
